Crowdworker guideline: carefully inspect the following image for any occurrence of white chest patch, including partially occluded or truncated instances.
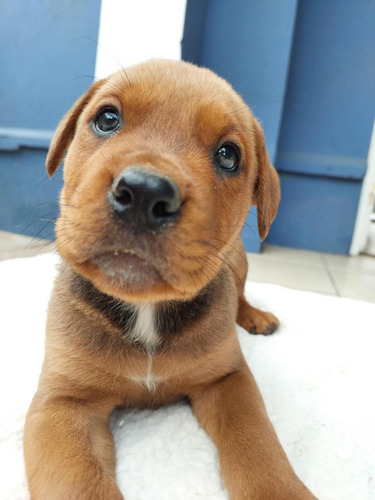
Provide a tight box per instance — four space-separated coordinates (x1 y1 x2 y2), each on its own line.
129 303 159 350
128 304 164 391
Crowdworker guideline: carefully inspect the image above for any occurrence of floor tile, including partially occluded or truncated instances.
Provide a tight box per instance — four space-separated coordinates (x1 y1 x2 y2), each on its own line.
0 230 54 261
323 253 375 275
328 268 375 303
246 256 336 296
258 244 325 268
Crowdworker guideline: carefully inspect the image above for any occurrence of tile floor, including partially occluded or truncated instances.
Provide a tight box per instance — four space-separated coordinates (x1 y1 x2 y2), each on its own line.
0 230 56 261
1 230 374 304
248 244 375 303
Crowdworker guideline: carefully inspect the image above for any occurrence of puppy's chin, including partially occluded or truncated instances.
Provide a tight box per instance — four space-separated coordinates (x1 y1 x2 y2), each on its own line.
64 250 207 303
92 251 161 288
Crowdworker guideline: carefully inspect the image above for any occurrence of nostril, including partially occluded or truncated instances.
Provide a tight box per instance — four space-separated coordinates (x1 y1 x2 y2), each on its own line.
112 174 134 207
114 187 132 207
152 200 176 219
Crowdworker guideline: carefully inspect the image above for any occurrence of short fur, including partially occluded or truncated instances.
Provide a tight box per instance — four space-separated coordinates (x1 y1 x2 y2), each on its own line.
24 60 315 499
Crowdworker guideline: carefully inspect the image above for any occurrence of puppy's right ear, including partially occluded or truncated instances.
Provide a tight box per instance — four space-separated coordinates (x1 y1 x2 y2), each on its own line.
46 79 105 177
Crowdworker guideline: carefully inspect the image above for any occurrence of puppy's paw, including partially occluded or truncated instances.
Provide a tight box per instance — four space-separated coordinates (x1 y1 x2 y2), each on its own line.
237 298 279 335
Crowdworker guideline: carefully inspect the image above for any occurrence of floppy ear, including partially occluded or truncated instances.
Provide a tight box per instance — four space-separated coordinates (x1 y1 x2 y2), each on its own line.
46 79 105 177
251 119 281 240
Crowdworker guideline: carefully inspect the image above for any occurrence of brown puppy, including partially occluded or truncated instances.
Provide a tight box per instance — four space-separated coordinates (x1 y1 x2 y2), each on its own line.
24 60 314 499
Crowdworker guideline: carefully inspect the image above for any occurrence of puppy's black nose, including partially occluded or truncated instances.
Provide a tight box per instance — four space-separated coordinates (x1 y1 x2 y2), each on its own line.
109 167 182 231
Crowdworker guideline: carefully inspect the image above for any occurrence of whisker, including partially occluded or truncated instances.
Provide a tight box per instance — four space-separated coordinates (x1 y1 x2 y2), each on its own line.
226 106 248 117
59 203 81 209
196 255 217 285
19 216 54 234
31 240 56 257
207 237 248 265
25 219 57 247
30 174 50 194
15 201 58 224
195 240 244 287
74 34 132 86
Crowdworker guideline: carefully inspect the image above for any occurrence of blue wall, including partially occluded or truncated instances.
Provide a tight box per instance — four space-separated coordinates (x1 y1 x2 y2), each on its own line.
0 0 101 239
268 0 375 253
268 173 362 253
183 0 298 251
183 0 375 254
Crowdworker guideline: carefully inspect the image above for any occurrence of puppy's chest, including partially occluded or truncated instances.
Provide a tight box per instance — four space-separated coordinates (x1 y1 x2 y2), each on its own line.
69 269 219 389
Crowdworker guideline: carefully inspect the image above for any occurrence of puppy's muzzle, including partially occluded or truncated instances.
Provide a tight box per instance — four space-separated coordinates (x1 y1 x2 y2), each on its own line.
109 167 182 232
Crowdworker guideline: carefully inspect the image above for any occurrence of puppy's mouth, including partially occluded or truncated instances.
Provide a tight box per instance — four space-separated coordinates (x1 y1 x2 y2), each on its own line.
91 251 161 288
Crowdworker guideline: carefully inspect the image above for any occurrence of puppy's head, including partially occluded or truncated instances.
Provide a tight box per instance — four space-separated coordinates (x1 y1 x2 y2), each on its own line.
47 60 280 302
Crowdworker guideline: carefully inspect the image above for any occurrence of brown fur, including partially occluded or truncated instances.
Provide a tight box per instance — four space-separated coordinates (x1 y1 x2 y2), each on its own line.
24 60 315 499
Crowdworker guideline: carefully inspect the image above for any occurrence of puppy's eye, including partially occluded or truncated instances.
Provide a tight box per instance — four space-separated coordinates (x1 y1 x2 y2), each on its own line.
214 144 240 172
94 107 120 134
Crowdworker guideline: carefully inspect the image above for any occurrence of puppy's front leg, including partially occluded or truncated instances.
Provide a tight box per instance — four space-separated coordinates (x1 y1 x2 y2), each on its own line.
190 364 315 499
24 391 123 500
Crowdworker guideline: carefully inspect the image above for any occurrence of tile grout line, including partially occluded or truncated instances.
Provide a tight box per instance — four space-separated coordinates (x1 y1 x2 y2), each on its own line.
321 254 341 297
247 255 338 296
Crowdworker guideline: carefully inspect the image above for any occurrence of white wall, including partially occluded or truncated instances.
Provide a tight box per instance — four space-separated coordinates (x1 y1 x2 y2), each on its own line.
95 0 187 79
350 121 375 255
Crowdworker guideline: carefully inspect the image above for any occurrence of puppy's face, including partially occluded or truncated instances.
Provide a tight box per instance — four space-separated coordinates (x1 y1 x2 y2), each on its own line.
47 60 279 302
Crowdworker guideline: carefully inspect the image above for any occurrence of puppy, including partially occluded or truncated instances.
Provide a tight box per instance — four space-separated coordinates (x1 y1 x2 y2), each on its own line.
24 60 315 499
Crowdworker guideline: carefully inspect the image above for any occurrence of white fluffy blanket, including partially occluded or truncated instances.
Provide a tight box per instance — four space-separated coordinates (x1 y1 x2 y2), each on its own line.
0 253 374 499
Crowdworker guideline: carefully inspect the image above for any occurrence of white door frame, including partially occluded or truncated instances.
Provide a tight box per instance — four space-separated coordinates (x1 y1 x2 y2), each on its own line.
95 0 187 80
350 120 375 255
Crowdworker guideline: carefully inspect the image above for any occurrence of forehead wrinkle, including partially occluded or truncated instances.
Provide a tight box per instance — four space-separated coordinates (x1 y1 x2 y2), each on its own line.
216 123 244 140
195 104 245 145
86 83 124 110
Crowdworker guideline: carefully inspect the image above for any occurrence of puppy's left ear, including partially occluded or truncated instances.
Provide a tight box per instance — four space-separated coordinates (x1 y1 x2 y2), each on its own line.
251 119 281 240
46 79 105 177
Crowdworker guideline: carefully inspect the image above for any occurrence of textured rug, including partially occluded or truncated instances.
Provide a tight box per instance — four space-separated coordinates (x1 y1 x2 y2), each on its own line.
0 253 374 499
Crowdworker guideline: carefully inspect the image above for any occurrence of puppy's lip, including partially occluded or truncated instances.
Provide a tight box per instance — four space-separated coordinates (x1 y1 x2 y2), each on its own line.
91 251 161 286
